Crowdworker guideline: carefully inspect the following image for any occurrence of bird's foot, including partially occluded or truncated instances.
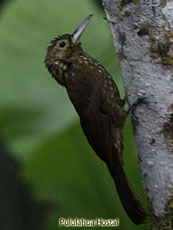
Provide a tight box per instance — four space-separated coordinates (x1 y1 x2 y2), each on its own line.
127 96 149 115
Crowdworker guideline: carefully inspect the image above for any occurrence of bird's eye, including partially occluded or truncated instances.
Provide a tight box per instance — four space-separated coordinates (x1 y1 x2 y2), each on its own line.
59 42 66 48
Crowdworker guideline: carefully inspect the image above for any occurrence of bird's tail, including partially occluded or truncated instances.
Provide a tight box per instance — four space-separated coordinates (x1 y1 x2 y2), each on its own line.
107 154 146 225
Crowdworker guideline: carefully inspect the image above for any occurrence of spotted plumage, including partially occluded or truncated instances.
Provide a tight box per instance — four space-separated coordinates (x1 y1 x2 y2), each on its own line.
45 15 146 224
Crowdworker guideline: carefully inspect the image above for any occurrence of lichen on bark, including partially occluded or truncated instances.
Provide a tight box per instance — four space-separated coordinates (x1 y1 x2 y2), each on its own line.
149 196 173 230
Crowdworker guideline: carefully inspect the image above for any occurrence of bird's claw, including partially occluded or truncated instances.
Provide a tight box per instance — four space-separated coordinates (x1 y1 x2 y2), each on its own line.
127 96 149 115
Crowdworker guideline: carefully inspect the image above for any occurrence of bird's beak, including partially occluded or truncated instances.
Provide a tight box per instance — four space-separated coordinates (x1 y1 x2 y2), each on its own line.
72 14 93 43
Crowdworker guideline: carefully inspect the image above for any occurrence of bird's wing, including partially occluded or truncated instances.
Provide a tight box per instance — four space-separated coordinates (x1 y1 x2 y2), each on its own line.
80 86 112 162
75 70 124 163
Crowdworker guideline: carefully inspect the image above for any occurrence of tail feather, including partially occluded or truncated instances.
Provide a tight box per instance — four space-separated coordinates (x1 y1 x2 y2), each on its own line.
107 155 146 225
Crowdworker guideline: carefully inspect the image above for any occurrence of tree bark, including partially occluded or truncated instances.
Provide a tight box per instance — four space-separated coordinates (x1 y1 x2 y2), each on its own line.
102 0 173 229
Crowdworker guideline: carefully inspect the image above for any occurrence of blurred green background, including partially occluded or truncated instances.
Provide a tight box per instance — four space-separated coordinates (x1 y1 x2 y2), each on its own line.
0 0 148 229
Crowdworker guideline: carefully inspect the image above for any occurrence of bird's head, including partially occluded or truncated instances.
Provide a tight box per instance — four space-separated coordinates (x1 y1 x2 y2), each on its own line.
45 14 93 67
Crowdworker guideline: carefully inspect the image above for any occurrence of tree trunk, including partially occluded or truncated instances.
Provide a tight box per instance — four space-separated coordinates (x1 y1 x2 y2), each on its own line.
102 0 173 229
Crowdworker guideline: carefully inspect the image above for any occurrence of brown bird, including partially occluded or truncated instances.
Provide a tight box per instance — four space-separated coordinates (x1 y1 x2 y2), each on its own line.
45 14 146 225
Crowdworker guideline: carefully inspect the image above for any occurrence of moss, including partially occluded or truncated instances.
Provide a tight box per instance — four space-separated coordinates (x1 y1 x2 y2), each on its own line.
119 0 139 7
163 56 173 65
124 11 131 17
149 26 173 65
134 22 173 65
148 196 173 229
160 0 167 6
150 41 173 64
